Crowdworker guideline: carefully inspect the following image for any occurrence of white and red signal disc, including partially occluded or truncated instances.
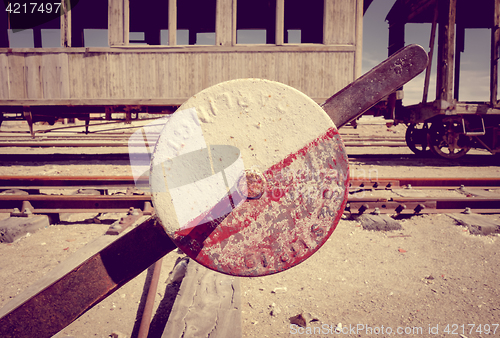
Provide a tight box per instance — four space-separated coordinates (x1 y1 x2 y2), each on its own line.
150 79 349 276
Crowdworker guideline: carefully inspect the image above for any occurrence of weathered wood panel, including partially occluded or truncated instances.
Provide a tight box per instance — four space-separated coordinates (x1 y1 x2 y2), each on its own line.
107 53 127 98
156 53 169 98
41 54 58 99
0 54 9 99
41 54 69 99
68 53 85 99
323 0 357 45
275 51 289 86
124 53 139 98
138 53 157 98
24 55 43 99
1 48 356 102
84 53 109 98
7 54 26 99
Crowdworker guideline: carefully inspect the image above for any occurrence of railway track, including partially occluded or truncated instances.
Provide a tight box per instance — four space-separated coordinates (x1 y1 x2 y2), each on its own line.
1 176 499 216
0 134 407 148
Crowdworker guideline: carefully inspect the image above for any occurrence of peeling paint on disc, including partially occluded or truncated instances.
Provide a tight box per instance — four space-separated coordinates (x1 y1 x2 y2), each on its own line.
150 79 349 276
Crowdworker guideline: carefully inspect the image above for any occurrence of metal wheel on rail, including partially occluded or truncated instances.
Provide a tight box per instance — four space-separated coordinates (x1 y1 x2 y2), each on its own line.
405 123 431 155
428 118 470 159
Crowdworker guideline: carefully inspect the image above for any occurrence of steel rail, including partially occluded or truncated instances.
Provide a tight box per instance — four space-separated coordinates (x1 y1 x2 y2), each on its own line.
1 176 499 188
0 189 499 216
0 140 409 148
0 195 152 214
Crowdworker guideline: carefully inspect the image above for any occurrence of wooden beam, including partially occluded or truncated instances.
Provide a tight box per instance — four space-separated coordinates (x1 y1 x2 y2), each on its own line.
216 0 233 46
232 0 237 45
275 0 284 45
0 98 189 107
354 0 363 78
323 0 334 45
435 0 456 102
0 44 356 54
108 0 125 46
60 0 71 47
491 0 500 106
168 0 177 46
123 0 129 45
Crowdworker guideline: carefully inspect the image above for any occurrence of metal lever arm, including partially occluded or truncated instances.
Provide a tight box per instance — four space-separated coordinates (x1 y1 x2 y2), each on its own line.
0 216 176 338
321 44 429 128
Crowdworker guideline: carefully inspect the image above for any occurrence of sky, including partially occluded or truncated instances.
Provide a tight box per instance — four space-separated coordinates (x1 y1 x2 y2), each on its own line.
6 0 494 106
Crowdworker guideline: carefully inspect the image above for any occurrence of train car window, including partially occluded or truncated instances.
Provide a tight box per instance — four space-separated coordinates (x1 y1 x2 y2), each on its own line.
71 0 108 47
160 30 169 45
195 32 216 45
177 29 189 45
129 32 146 45
130 0 168 45
7 29 35 48
237 30 267 44
41 29 61 47
284 0 323 44
287 29 301 44
84 29 109 47
237 0 276 44
177 0 216 45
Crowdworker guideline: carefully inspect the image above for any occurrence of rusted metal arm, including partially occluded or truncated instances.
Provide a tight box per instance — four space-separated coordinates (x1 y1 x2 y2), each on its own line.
0 216 177 338
321 44 428 128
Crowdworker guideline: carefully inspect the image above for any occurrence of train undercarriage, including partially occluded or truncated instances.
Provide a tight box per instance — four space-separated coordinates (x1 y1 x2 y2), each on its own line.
404 114 500 158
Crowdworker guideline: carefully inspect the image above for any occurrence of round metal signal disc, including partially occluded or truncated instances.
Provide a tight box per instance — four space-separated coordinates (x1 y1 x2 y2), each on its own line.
150 79 349 276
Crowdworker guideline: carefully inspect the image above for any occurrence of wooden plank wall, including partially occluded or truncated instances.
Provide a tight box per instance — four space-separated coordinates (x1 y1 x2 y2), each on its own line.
0 49 354 102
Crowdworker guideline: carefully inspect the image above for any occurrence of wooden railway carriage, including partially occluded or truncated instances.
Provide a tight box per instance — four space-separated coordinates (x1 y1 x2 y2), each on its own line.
386 0 500 158
0 0 368 136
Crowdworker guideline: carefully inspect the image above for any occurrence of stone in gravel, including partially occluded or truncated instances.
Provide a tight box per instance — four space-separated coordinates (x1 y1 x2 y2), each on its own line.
269 302 281 316
289 312 320 327
109 331 127 338
271 286 287 294
359 214 402 231
289 313 307 327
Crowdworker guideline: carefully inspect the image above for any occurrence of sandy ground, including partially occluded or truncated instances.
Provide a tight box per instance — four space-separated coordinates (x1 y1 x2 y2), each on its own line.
0 118 499 338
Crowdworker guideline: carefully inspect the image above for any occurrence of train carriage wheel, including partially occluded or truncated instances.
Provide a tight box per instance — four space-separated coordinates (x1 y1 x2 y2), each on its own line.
405 123 431 155
428 119 470 159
